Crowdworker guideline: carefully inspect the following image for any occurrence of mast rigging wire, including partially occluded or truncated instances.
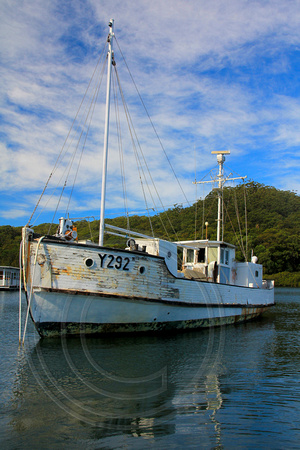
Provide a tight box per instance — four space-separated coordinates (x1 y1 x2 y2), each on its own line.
115 37 190 209
113 63 179 240
27 41 108 226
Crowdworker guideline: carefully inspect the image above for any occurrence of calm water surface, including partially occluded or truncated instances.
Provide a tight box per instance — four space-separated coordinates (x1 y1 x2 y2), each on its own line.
0 288 299 449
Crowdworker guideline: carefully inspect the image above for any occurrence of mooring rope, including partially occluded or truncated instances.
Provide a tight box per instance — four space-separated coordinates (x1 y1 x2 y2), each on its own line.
22 236 45 344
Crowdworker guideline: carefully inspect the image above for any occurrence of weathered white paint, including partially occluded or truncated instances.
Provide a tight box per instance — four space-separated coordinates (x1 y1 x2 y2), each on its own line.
22 230 274 337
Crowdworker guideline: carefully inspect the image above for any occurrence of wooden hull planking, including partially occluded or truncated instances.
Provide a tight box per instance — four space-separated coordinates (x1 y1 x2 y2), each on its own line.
23 237 274 337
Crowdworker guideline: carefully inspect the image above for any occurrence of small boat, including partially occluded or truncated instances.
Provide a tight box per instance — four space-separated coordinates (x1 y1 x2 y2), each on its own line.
0 266 20 290
21 20 274 338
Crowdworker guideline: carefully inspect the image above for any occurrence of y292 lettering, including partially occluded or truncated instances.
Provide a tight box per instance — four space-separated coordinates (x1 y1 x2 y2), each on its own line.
98 253 130 271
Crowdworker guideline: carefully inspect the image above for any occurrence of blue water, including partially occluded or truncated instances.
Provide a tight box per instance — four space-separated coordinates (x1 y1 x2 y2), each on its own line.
0 288 299 449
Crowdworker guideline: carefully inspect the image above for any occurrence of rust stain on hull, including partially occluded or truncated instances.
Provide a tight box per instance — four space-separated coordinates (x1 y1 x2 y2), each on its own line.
36 310 267 338
25 236 274 339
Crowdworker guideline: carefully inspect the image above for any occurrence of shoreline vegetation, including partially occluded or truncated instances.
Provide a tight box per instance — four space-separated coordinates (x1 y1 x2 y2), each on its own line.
264 272 300 288
1 182 299 287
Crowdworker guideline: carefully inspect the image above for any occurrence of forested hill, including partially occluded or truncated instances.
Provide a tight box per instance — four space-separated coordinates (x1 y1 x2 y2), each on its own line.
1 182 299 286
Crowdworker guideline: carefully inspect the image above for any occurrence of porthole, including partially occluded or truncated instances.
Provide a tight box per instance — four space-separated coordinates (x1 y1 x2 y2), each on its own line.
139 266 146 275
85 258 94 268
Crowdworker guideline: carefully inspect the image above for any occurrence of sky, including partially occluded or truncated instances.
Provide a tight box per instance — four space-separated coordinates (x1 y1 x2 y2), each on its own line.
1 0 300 228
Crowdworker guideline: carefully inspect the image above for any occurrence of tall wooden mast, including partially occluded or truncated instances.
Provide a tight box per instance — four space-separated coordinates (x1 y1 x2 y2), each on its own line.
99 19 114 246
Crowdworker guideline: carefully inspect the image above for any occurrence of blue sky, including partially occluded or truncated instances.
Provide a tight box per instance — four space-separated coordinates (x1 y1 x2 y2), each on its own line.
1 0 300 227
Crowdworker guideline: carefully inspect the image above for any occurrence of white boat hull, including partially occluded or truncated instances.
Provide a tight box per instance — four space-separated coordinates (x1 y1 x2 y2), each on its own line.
22 233 274 337
31 289 271 337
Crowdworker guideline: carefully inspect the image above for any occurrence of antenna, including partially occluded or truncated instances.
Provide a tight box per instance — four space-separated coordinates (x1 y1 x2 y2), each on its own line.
194 151 246 241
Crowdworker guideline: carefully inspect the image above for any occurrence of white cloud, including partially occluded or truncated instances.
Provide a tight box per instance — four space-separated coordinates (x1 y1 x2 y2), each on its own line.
0 0 300 226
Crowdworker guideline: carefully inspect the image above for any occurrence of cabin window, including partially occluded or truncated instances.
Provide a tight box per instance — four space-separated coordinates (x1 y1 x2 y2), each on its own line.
225 250 229 265
220 248 229 265
177 247 183 270
197 248 205 263
0 271 3 280
255 270 259 277
187 249 194 263
207 247 218 263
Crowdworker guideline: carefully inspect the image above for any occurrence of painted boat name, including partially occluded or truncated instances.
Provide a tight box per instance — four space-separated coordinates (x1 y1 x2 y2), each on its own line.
98 253 130 271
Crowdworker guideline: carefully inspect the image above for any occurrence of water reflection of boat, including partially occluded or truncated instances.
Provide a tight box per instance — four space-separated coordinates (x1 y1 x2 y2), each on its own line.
12 329 225 441
12 317 278 447
20 19 274 338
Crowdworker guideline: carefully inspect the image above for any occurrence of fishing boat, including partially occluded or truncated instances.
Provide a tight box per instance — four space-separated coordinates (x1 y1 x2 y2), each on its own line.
21 20 274 338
